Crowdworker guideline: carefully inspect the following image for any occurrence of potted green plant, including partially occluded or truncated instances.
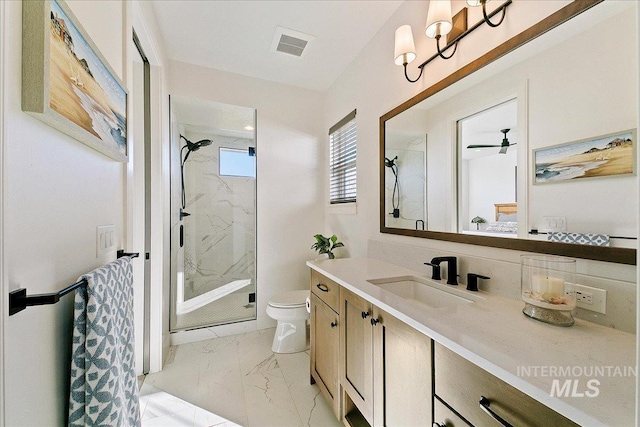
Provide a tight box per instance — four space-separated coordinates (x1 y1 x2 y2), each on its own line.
311 234 344 259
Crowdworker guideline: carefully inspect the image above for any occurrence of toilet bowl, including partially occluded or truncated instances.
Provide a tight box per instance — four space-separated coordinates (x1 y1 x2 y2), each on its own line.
266 290 310 353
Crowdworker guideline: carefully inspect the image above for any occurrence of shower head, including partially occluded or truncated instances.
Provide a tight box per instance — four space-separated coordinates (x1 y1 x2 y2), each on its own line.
193 139 213 150
180 135 213 152
385 156 398 168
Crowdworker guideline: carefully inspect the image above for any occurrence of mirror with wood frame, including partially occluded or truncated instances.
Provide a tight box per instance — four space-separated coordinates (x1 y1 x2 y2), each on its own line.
380 0 637 265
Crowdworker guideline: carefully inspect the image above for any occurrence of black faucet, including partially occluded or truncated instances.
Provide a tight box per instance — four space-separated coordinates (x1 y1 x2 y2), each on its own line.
466 273 490 292
423 261 441 280
425 257 458 285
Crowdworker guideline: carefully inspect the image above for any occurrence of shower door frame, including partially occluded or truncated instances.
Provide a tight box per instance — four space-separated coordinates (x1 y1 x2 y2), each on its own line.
169 102 258 333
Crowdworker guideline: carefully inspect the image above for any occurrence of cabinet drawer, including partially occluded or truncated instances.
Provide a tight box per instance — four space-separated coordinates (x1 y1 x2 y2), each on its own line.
434 398 471 427
435 344 578 427
310 270 340 313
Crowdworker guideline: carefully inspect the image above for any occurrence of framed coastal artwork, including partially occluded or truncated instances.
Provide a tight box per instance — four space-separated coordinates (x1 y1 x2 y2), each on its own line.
533 129 636 184
22 0 128 162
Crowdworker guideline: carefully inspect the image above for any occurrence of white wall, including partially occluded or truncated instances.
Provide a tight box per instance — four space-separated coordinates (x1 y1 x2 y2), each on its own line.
526 9 637 239
2 1 126 424
168 60 325 329
466 149 517 229
0 0 170 423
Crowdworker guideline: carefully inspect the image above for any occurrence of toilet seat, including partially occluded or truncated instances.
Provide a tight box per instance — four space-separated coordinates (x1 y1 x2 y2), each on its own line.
268 290 309 308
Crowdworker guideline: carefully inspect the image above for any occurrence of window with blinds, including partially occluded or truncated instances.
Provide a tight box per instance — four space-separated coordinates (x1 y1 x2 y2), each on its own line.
329 109 357 204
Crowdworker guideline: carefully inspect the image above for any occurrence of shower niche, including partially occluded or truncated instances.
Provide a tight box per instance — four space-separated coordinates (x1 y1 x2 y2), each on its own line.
170 96 257 332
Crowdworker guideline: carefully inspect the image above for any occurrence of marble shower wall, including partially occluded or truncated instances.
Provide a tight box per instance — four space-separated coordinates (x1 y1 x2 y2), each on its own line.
183 133 256 300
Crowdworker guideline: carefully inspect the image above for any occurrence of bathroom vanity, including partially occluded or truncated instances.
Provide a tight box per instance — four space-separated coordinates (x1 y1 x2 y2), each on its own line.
308 258 635 427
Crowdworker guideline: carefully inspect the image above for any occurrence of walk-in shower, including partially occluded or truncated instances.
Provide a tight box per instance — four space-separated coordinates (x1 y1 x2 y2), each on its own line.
384 135 427 230
170 96 257 332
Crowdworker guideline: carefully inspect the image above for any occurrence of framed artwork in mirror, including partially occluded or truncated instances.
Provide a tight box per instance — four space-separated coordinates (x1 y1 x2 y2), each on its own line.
534 129 636 184
22 0 128 162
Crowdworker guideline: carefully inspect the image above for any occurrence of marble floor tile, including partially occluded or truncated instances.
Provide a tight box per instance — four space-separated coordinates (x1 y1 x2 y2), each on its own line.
140 384 241 427
276 352 341 427
237 330 281 377
242 370 302 427
141 327 339 427
195 364 247 423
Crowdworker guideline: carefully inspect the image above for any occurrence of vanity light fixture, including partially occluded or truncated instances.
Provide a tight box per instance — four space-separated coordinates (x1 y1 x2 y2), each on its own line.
467 0 508 28
395 0 512 83
425 0 456 60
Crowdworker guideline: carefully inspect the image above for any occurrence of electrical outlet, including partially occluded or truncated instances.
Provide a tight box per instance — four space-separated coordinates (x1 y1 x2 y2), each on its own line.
565 283 606 314
542 216 567 231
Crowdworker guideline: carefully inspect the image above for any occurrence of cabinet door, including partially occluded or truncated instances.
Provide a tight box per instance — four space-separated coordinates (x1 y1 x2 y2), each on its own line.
340 287 374 425
372 307 432 427
310 293 340 418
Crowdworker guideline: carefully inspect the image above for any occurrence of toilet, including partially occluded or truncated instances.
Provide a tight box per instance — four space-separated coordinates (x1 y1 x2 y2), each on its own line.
266 290 310 353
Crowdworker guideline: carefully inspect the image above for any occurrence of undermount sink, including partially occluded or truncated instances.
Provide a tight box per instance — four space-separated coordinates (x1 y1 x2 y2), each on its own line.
367 275 478 309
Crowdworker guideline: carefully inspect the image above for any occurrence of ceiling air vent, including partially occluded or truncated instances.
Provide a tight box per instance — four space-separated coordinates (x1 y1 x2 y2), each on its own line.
277 34 307 57
271 26 315 58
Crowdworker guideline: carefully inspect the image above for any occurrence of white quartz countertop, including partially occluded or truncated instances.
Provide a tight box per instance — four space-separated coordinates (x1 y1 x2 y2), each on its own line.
307 258 636 427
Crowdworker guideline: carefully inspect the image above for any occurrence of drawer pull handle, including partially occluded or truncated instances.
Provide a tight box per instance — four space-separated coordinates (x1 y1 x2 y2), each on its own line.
371 318 380 326
316 283 329 292
361 311 370 319
330 321 338 328
479 396 514 427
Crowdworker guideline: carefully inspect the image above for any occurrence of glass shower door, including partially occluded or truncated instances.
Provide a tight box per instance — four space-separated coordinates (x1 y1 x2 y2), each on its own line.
170 97 256 331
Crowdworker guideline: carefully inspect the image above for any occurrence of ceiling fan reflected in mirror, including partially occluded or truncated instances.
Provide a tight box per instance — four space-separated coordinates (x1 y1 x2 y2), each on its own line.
467 128 515 154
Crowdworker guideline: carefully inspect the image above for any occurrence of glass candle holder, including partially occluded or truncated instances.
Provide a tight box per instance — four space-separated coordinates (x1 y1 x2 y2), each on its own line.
521 255 576 326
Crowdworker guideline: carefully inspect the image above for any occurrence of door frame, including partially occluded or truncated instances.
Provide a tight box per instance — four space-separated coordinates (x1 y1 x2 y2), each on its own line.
0 0 6 421
130 1 168 373
132 29 151 375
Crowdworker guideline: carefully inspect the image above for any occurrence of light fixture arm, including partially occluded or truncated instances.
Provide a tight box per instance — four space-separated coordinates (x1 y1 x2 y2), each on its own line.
481 0 507 27
403 62 425 83
436 35 458 60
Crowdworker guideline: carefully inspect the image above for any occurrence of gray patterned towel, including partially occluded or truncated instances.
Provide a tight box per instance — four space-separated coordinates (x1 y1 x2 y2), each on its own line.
68 257 141 427
548 232 610 246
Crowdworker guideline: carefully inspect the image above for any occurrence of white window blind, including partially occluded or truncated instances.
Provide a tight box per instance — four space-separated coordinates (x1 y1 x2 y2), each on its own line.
329 110 357 204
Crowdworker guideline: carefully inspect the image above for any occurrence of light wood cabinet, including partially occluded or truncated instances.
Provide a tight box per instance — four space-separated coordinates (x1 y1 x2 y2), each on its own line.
309 268 576 427
310 293 340 418
434 344 579 427
340 287 374 425
311 269 340 312
434 398 470 427
372 306 432 427
338 287 433 427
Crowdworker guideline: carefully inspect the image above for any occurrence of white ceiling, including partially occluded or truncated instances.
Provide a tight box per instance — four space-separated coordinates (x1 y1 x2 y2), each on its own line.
150 1 403 92
172 96 255 139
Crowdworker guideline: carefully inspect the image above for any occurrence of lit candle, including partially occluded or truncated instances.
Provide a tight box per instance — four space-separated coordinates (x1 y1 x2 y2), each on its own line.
531 275 565 298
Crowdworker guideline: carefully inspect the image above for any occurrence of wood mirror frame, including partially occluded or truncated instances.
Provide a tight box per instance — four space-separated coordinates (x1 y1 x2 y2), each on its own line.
379 0 636 265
